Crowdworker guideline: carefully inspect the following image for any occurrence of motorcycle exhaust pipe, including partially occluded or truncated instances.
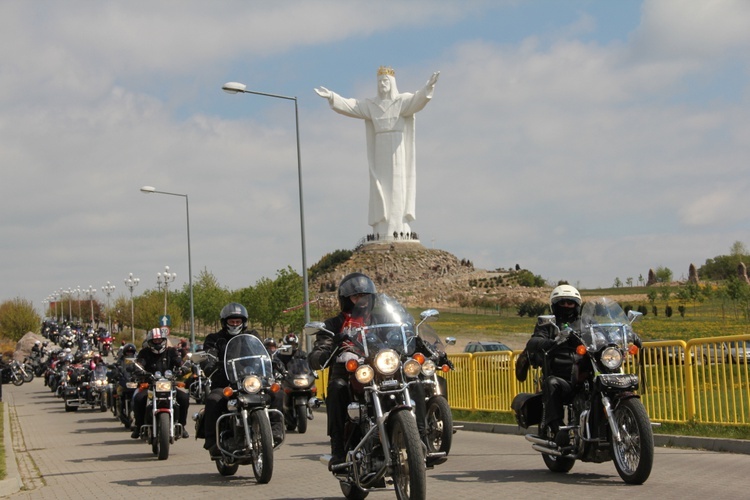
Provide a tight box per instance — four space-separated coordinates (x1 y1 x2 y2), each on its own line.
532 443 563 456
525 434 556 448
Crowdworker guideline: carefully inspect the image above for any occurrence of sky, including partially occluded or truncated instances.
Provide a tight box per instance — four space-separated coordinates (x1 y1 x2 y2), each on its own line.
2 0 749 315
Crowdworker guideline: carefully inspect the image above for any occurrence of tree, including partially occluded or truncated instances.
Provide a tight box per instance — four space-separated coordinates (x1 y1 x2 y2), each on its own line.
0 297 41 342
730 240 748 257
613 277 622 288
659 285 672 303
655 266 673 283
626 277 633 287
175 268 230 333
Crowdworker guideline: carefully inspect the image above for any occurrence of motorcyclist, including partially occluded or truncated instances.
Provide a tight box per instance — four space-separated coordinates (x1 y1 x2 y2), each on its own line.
263 337 278 356
522 284 583 446
131 328 190 439
308 272 377 470
115 343 138 424
201 303 285 456
274 333 306 366
31 340 43 359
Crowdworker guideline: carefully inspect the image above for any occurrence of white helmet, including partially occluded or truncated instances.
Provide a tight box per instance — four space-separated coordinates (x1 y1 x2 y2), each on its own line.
549 285 581 306
549 285 582 322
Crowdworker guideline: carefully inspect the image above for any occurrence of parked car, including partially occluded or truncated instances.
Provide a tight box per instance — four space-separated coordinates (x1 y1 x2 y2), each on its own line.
725 340 750 364
464 341 512 353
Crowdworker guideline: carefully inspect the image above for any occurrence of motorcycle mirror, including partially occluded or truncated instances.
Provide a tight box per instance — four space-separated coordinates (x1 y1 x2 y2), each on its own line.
444 336 457 346
537 315 557 327
304 322 333 336
278 345 293 355
419 309 439 320
627 310 643 324
188 351 207 364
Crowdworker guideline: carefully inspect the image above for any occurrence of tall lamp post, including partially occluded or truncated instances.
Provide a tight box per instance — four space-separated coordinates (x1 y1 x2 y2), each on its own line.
156 265 176 315
84 285 96 325
221 81 310 348
102 282 116 333
75 286 82 323
65 288 73 322
140 186 195 352
124 273 140 344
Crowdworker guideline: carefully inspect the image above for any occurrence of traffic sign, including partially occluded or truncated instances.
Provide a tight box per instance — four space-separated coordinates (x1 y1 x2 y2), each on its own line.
159 315 171 327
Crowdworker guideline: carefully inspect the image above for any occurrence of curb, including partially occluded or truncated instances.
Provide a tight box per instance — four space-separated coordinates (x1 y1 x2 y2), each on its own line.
454 421 750 455
0 397 22 497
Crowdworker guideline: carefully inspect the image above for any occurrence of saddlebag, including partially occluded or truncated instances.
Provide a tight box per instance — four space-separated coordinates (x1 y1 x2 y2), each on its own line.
511 392 543 428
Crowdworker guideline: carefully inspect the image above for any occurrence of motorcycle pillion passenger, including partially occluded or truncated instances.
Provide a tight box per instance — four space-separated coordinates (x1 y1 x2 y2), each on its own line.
200 302 285 457
308 272 378 470
131 327 190 439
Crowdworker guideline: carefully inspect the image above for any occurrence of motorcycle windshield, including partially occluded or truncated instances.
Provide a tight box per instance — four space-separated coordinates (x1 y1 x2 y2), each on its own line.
416 323 445 356
345 293 417 359
93 365 108 380
580 297 637 351
285 357 314 376
223 334 273 384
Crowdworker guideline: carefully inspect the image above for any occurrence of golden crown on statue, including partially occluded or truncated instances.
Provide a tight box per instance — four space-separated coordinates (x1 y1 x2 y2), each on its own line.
377 66 395 77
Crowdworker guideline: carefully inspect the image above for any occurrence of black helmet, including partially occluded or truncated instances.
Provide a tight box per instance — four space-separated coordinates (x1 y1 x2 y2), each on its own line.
337 273 376 312
263 338 277 352
220 302 248 335
122 343 137 357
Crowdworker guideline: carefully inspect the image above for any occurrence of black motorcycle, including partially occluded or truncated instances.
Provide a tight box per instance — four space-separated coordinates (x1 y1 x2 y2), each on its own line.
305 293 428 500
277 352 318 434
413 310 456 464
512 297 654 485
193 334 284 482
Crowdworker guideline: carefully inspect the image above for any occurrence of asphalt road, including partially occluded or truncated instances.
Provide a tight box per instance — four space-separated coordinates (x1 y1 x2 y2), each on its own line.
3 379 750 499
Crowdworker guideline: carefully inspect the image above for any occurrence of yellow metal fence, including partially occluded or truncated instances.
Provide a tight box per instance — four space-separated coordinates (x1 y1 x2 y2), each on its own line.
314 335 750 426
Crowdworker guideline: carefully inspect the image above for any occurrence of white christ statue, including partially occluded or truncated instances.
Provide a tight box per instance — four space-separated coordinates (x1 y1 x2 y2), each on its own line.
315 67 439 240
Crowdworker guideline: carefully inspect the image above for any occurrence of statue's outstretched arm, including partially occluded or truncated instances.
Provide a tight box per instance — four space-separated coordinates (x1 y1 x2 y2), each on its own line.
426 71 440 87
314 86 332 99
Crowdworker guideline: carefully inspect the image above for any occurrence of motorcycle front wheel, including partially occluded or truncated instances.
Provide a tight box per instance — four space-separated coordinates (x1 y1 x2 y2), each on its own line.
611 398 654 485
296 404 308 434
155 413 171 460
389 410 427 500
340 481 369 500
12 373 24 386
425 396 452 455
250 410 274 484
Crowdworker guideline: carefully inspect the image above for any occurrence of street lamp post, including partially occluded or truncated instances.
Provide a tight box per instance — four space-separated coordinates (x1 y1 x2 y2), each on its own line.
156 265 176 315
140 186 195 352
124 273 140 344
75 286 82 323
65 288 73 322
221 81 310 348
84 285 97 326
102 282 116 333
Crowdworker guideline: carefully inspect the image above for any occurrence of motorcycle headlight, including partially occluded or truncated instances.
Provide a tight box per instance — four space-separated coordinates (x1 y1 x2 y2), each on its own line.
355 365 375 384
374 349 400 376
155 380 173 392
94 380 104 387
421 360 437 377
126 382 138 389
293 377 309 388
403 359 421 379
601 347 623 370
242 375 262 393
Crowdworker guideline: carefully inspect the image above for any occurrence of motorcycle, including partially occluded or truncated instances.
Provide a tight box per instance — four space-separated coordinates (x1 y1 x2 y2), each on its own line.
304 293 428 500
98 329 113 357
192 334 284 482
277 348 318 434
8 359 31 386
512 297 654 485
413 311 456 464
111 356 138 429
185 354 212 404
63 363 89 411
133 363 186 460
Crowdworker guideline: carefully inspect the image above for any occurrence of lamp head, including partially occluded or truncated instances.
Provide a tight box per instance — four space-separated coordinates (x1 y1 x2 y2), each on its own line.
222 82 247 94
140 186 155 193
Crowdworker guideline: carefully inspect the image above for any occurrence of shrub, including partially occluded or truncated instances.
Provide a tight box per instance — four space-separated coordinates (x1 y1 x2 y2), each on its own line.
517 299 548 318
0 297 41 342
